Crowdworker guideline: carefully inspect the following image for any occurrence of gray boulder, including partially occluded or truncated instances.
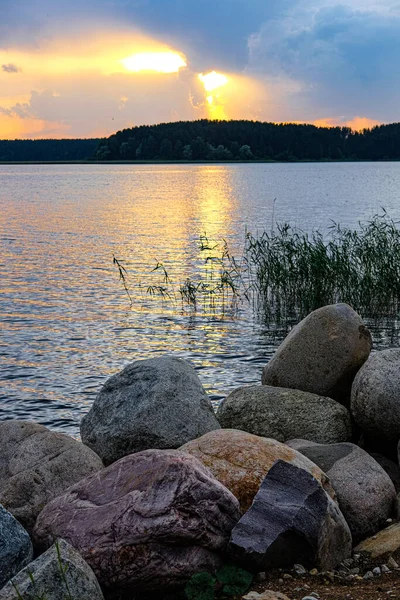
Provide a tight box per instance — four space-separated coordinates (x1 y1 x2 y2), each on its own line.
370 453 400 494
228 460 351 572
262 304 372 404
0 504 33 589
287 440 396 542
80 356 220 465
0 421 103 533
217 386 352 444
33 449 241 594
351 349 400 447
0 539 104 600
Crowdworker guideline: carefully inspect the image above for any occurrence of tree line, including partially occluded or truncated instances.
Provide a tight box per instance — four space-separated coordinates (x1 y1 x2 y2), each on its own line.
0 139 99 162
2 120 400 162
95 120 400 162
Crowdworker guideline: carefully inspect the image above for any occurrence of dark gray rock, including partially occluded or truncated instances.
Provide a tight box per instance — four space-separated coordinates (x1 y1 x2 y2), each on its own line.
0 539 104 599
80 356 220 465
262 304 372 404
0 421 103 533
217 386 352 444
0 504 33 589
370 453 400 494
286 440 396 542
33 449 241 594
228 460 351 572
351 349 400 447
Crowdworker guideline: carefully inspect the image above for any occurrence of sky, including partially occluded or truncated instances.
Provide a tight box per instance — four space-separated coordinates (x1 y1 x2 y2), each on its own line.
0 0 398 139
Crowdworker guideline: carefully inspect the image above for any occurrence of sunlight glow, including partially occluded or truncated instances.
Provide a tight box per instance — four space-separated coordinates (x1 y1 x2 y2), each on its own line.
198 71 228 92
121 52 187 73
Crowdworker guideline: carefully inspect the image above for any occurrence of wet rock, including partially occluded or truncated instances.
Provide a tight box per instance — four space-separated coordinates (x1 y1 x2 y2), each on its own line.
351 349 400 448
217 386 352 444
0 504 33 589
81 356 220 465
180 429 335 512
355 522 400 559
0 421 103 533
287 440 396 542
262 303 371 404
228 460 352 572
0 539 104 599
33 449 240 594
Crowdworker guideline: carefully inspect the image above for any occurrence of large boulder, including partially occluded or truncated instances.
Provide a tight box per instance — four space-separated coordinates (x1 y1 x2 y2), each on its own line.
262 304 372 404
180 429 335 512
33 449 241 594
351 349 400 450
228 461 352 572
287 440 396 542
0 539 104 600
80 356 220 465
217 386 352 444
355 522 400 559
370 453 400 493
0 421 103 533
0 504 33 589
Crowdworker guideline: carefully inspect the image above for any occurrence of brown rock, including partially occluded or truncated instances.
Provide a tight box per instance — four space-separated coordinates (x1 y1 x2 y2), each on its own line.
33 449 241 594
180 429 335 512
355 522 400 559
0 420 103 533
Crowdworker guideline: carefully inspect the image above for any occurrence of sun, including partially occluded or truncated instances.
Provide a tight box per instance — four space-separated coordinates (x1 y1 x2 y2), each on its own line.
198 71 228 92
121 52 187 74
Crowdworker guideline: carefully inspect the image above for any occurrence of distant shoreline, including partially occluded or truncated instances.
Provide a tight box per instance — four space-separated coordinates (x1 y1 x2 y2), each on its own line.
1 158 400 165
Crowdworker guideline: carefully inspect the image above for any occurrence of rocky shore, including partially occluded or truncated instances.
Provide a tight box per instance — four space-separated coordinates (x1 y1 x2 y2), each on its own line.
2 303 400 600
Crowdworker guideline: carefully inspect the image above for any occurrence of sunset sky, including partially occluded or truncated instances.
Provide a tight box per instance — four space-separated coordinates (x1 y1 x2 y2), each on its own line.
0 0 397 139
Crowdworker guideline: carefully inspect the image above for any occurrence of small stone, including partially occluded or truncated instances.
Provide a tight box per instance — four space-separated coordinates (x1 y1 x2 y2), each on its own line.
309 593 320 598
294 564 307 575
381 564 390 573
363 571 374 580
342 558 354 567
373 566 381 576
309 568 318 576
283 573 293 579
388 557 399 569
349 567 360 574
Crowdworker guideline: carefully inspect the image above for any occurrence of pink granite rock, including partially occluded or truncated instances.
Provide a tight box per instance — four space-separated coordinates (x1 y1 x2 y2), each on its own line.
33 449 241 594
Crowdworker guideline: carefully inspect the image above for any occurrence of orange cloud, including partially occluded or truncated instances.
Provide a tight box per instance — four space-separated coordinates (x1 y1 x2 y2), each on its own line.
314 116 381 131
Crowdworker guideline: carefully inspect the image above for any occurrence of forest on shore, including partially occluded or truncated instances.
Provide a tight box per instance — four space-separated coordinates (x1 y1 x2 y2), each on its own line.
2 120 400 162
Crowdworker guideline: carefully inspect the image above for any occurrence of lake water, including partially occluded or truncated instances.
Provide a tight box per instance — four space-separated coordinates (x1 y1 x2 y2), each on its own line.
2 162 400 437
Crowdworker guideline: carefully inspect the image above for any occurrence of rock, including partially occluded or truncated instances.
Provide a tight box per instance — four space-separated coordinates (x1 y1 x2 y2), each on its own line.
294 564 307 575
228 460 352 572
355 522 400 559
370 453 400 493
363 571 374 580
180 430 335 512
80 356 220 465
0 421 103 533
351 349 400 448
217 386 352 444
286 440 396 542
0 504 33 589
262 304 372 404
33 449 240 594
243 592 291 600
0 539 104 599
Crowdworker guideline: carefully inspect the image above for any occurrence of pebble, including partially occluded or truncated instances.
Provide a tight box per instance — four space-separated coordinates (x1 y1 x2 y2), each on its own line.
363 570 374 580
388 557 399 569
309 568 318 576
294 564 307 575
372 566 381 576
283 573 292 580
381 564 390 573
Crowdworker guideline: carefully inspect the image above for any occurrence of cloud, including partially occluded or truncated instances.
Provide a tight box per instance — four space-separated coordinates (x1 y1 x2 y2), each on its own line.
247 3 400 122
2 63 20 73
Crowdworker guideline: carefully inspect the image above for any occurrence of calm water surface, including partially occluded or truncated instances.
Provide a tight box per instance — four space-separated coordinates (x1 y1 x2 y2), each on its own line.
2 162 400 436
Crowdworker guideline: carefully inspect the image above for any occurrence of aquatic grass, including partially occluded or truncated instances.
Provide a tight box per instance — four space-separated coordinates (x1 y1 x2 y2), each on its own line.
246 212 400 322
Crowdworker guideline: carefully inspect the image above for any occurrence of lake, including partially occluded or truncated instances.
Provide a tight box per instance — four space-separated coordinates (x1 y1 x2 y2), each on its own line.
2 162 400 437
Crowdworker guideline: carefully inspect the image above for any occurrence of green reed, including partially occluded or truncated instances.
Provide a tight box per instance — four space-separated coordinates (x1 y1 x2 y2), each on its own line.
246 212 400 321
